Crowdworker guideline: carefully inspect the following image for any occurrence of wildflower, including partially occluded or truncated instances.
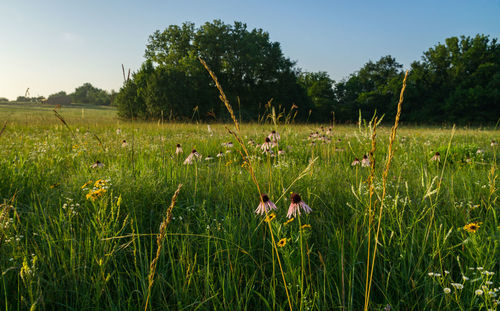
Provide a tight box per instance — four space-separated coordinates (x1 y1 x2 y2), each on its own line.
326 128 332 136
451 283 464 289
475 289 484 296
175 144 183 155
205 155 214 161
278 149 285 155
428 272 435 277
443 287 451 294
268 130 280 142
50 183 60 189
463 222 481 233
121 140 128 147
287 193 312 218
222 142 233 148
116 128 121 135
264 212 276 223
351 158 360 166
216 151 224 157
81 180 92 189
86 188 107 201
94 179 106 188
361 154 370 167
183 149 201 165
462 275 469 281
90 160 104 168
434 273 442 277
277 238 287 247
476 149 484 154
247 139 256 146
430 152 440 162
261 137 272 152
284 218 294 225
255 194 278 215
301 224 311 229
492 140 498 146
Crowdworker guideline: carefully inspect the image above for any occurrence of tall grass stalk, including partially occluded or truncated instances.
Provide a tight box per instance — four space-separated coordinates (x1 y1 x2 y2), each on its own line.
144 183 183 311
364 70 408 311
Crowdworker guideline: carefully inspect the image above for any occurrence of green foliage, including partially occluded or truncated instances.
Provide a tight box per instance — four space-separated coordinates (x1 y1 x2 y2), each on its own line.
71 82 111 105
297 71 335 121
405 35 500 123
47 91 71 105
118 20 310 121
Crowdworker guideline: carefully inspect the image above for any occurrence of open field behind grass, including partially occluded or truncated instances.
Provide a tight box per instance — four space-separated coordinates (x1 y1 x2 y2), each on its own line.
0 104 498 310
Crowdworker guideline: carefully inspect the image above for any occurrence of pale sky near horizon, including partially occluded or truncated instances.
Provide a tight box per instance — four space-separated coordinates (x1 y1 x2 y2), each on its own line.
0 0 499 100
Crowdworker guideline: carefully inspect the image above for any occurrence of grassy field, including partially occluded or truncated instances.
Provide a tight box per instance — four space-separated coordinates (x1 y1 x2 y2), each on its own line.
0 103 498 310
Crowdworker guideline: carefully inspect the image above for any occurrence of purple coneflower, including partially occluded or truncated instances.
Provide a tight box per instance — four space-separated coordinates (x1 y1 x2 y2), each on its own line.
175 144 183 155
491 140 498 147
121 140 128 147
222 142 233 148
261 137 272 152
287 193 312 218
255 194 277 215
205 155 214 161
278 149 285 155
268 130 280 142
351 158 360 166
361 154 370 167
90 160 104 168
326 128 332 135
184 149 201 165
247 139 256 146
216 151 224 157
431 152 440 162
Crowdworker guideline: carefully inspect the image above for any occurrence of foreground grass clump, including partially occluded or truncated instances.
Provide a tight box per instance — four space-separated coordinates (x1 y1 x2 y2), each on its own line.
0 105 498 310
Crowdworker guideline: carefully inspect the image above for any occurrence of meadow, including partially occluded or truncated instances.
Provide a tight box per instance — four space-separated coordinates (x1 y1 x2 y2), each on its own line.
0 103 498 310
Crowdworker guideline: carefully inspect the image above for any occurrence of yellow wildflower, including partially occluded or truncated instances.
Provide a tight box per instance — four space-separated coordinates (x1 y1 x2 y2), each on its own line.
463 222 481 233
86 188 107 201
94 179 106 188
301 224 311 229
277 238 287 247
81 180 92 189
264 212 276 223
283 218 294 225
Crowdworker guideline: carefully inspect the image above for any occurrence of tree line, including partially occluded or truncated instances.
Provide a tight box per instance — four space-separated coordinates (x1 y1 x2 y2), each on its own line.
120 21 499 123
7 83 115 106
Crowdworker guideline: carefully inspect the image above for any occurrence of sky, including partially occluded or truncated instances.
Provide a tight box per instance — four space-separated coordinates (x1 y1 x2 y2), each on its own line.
0 0 499 100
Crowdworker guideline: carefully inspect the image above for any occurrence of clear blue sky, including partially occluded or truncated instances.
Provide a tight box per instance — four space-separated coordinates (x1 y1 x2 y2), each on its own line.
1 0 498 100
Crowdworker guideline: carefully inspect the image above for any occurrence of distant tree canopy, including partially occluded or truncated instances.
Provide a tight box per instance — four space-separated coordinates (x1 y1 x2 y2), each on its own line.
70 83 112 105
47 91 71 105
44 83 113 106
116 23 499 124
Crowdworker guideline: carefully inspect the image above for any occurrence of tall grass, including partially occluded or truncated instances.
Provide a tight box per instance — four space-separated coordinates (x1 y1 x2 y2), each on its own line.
0 102 498 310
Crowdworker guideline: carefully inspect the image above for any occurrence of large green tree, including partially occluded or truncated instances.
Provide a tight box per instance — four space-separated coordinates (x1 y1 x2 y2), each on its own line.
118 20 310 120
405 34 500 123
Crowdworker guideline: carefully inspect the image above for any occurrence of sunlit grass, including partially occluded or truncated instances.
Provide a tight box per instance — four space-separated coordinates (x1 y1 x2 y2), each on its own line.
0 104 498 310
